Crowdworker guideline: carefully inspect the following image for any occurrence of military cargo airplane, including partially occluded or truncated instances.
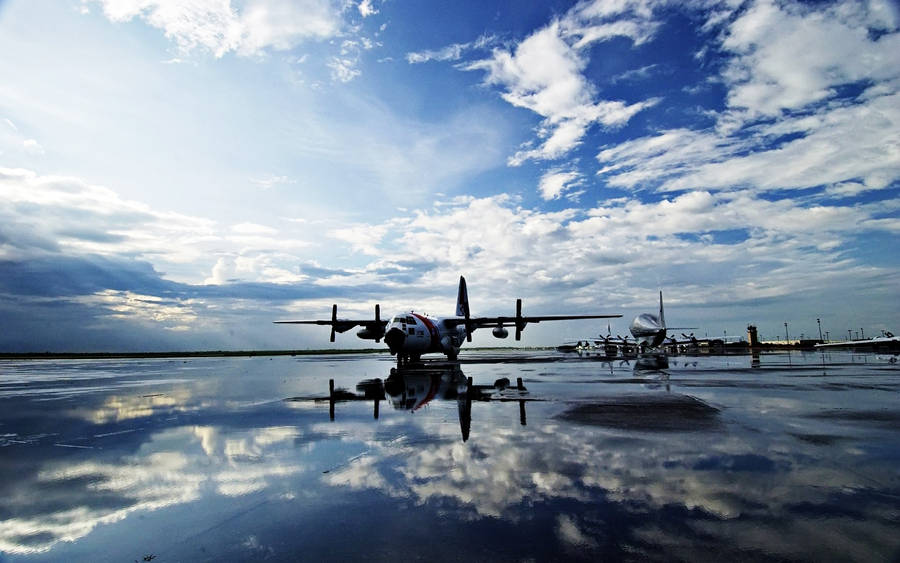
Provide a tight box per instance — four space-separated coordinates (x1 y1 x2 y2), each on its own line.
275 276 620 363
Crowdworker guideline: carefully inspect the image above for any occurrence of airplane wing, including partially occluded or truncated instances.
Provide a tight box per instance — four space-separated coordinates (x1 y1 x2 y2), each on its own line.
443 298 621 341
468 314 621 326
274 304 387 342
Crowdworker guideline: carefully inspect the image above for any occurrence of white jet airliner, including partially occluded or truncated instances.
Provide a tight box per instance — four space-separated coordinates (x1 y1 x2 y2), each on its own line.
275 276 620 363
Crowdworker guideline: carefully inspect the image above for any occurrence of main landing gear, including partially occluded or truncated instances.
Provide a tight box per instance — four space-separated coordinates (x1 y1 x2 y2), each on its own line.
396 354 421 368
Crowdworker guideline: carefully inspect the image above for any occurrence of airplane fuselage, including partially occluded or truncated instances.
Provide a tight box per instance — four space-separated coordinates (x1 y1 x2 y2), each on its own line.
630 313 666 349
383 312 468 360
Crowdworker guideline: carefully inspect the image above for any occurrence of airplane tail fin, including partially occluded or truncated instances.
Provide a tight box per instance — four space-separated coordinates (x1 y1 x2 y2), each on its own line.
659 290 666 330
456 276 470 317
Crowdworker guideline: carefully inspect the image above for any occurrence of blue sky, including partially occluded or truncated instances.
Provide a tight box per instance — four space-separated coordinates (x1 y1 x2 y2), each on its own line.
1 0 898 351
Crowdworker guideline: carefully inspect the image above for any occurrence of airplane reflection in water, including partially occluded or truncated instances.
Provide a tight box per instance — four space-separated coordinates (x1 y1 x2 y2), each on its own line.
298 364 532 441
290 356 684 440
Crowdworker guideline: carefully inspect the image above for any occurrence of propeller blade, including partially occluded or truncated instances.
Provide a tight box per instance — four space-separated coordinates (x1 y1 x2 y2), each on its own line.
375 304 381 342
330 304 337 342
515 298 523 341
465 308 472 342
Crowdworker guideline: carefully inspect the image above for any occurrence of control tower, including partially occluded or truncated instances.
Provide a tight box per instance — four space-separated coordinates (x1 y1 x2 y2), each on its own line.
747 325 760 347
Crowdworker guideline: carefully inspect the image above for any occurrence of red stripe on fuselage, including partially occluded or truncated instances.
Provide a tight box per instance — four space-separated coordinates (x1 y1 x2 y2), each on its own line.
412 313 442 353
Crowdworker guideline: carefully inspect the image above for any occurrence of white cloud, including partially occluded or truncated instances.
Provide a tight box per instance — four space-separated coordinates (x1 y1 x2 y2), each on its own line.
232 222 278 236
328 56 361 82
22 138 44 155
597 90 900 195
720 0 900 116
406 35 495 64
464 3 663 165
0 168 316 287
323 190 900 321
539 169 584 200
0 167 216 263
249 174 293 189
357 0 378 18
77 289 199 330
329 222 391 255
594 0 900 198
87 0 345 58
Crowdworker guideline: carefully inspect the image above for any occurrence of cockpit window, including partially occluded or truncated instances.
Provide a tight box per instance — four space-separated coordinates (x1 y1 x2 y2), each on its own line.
406 316 416 324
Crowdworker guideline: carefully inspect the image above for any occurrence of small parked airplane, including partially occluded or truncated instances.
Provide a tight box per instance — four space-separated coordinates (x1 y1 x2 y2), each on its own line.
275 276 621 363
815 332 899 352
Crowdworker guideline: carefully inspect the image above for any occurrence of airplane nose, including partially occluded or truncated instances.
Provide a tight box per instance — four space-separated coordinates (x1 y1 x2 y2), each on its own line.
384 327 407 354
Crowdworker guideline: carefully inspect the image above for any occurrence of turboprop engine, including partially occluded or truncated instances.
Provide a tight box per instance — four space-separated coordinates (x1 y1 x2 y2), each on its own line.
492 325 509 339
356 327 384 340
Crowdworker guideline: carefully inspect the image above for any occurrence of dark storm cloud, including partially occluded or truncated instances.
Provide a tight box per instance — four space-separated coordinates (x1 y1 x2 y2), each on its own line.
0 255 395 303
0 255 176 297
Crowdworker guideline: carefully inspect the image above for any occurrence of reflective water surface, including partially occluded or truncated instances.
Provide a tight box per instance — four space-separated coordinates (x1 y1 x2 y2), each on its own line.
1 351 899 561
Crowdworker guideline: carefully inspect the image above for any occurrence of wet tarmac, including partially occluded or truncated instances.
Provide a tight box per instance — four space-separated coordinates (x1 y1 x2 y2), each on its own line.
1 350 898 561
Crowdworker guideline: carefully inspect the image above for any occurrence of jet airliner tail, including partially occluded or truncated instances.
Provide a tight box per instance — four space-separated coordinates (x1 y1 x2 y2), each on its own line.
659 291 666 330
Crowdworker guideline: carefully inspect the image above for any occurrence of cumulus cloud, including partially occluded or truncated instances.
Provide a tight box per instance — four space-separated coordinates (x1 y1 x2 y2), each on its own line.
594 1 900 196
0 167 316 289
0 167 215 264
322 190 898 323
357 0 378 18
459 0 667 166
538 169 585 201
719 0 900 116
86 0 345 57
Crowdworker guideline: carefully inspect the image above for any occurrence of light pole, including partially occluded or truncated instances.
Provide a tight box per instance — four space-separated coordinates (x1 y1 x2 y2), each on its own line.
784 322 789 343
848 329 852 341
861 328 865 340
817 318 823 342
825 331 830 342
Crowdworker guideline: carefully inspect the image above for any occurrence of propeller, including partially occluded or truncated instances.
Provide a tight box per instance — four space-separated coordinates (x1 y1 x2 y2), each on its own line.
463 301 472 342
374 304 381 343
515 298 525 341
330 304 337 342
